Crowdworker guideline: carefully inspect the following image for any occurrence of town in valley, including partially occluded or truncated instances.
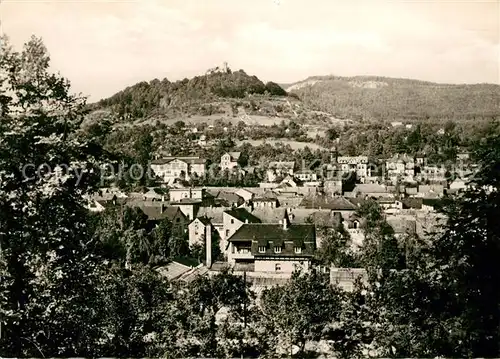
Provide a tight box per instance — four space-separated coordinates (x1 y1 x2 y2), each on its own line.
1 1 499 357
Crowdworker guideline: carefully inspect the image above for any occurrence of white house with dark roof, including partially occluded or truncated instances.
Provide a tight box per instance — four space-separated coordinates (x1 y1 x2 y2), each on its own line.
150 156 206 184
86 198 106 212
252 191 279 209
268 161 295 174
222 208 262 257
196 206 228 238
385 154 415 183
125 203 188 234
335 156 370 179
294 169 318 182
221 152 241 171
227 210 316 273
169 187 204 202
188 216 213 248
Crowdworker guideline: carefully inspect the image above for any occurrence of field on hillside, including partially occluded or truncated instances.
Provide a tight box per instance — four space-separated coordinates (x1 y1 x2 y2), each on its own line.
115 114 291 128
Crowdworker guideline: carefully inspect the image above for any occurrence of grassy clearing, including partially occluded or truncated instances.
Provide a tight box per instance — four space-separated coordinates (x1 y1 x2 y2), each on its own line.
235 139 328 150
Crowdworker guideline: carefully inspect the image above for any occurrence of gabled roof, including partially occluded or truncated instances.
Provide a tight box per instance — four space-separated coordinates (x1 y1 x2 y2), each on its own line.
134 205 185 221
223 152 241 161
179 265 210 283
254 191 278 201
229 223 316 257
224 208 262 224
229 223 315 244
156 261 192 281
196 207 228 223
353 184 388 194
299 196 357 210
190 215 212 226
215 191 244 205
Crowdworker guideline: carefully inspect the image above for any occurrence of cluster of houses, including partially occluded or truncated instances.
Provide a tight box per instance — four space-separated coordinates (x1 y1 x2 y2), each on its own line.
150 151 474 190
86 151 475 289
87 181 450 270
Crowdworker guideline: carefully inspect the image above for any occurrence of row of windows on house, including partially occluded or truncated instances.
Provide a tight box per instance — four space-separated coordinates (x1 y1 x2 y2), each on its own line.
236 246 302 254
258 246 302 254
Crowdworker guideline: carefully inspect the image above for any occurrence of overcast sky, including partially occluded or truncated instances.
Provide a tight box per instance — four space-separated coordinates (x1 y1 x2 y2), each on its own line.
1 0 499 101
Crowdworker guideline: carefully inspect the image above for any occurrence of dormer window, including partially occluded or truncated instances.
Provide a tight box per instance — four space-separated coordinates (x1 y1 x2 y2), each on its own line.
294 247 302 254
274 246 282 254
258 246 266 253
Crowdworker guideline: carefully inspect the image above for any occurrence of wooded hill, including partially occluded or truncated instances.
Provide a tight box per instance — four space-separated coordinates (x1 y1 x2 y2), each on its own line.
285 75 500 122
92 69 500 125
91 68 294 121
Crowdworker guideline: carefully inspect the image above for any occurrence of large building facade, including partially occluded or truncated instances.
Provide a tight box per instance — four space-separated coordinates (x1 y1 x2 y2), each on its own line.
150 156 206 184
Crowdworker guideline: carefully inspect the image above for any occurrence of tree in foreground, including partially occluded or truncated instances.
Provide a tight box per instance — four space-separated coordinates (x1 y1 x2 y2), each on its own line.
259 270 343 357
0 35 108 357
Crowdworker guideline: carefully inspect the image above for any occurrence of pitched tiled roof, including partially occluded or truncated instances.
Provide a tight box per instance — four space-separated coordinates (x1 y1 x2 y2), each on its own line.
191 215 212 226
215 191 244 205
225 208 262 224
179 265 210 283
250 208 287 223
156 261 192 281
134 205 184 221
254 191 278 201
229 223 315 257
229 223 315 243
196 207 229 223
275 196 304 208
354 184 388 194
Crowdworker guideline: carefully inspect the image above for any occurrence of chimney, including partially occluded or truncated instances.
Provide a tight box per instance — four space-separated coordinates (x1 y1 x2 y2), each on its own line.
206 224 212 268
283 209 290 230
161 195 165 202
245 219 249 224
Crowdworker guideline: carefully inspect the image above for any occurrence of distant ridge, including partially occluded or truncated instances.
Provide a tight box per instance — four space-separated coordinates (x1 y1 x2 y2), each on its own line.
285 75 500 121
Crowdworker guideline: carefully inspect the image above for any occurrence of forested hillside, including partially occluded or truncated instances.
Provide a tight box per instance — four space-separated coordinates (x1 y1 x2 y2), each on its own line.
286 75 500 122
92 67 290 120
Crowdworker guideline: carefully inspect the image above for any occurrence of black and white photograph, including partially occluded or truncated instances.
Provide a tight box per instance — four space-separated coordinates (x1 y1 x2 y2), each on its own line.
0 0 499 357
